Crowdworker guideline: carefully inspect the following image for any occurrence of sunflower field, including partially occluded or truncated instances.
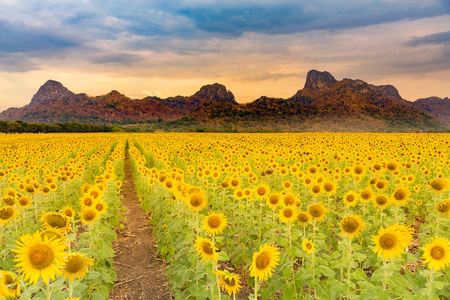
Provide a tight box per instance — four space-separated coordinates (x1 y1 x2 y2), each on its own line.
0 132 449 300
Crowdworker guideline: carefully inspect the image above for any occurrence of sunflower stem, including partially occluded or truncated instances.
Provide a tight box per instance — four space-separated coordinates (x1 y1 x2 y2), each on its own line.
347 238 352 300
45 283 52 300
254 278 258 300
69 279 74 297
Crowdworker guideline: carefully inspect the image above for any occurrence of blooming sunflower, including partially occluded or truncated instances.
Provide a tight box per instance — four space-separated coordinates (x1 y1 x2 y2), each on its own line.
0 270 21 298
202 211 228 236
372 224 413 260
340 215 366 240
267 193 281 210
13 231 66 285
373 195 390 210
323 181 337 196
17 195 32 209
215 270 242 297
249 244 280 281
80 208 99 226
194 237 217 263
40 212 71 233
302 239 315 254
255 183 270 199
188 192 207 212
93 200 108 215
343 191 358 207
1 195 15 206
307 202 328 223
359 187 373 203
428 178 447 194
59 206 75 220
297 211 311 226
282 193 297 207
61 253 94 280
0 206 17 225
435 199 450 217
421 236 450 271
310 184 322 196
391 186 410 206
80 195 94 208
279 206 297 223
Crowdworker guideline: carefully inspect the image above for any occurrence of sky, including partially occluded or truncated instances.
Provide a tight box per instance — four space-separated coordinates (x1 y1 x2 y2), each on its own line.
0 0 449 112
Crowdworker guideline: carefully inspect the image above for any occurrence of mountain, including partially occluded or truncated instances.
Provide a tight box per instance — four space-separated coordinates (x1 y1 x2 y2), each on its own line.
0 71 447 132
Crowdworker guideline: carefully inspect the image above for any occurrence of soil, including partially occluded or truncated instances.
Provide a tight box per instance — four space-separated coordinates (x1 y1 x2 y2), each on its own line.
109 150 172 300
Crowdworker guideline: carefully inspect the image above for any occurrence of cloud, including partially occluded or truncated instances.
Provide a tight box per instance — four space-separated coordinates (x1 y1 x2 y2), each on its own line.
0 19 77 53
140 89 153 96
406 31 450 46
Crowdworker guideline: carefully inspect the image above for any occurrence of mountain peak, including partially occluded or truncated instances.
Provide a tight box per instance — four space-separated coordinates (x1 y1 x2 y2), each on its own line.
30 80 74 106
192 83 236 103
304 70 337 91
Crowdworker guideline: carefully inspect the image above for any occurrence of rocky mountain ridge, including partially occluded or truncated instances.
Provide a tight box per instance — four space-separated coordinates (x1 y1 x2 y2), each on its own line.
0 70 448 132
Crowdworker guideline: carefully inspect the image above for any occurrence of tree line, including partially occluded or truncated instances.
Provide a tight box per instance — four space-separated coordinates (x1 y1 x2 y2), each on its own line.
0 120 118 133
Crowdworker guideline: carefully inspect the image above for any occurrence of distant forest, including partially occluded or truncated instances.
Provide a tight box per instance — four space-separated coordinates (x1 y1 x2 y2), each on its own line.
0 120 117 133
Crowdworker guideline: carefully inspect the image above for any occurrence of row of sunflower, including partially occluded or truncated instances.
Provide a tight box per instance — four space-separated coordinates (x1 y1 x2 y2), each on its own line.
0 134 126 299
129 133 449 300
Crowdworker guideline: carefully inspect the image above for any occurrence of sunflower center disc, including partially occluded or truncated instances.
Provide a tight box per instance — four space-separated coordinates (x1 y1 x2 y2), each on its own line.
324 183 332 192
309 206 323 217
256 252 270 270
347 195 355 202
190 195 202 207
2 196 15 205
257 188 265 195
84 210 96 221
29 245 54 269
379 233 397 249
430 179 444 191
298 213 308 222
431 246 445 259
342 217 358 233
208 216 220 228
394 190 406 200
361 191 371 200
46 214 67 228
65 255 85 273
306 243 312 249
202 242 214 255
283 209 292 218
376 196 387 205
224 278 236 286
84 198 93 206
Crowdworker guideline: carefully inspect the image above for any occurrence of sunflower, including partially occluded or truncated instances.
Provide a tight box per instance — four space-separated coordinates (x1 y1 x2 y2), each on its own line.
115 181 123 188
282 193 297 207
428 178 447 194
372 224 413 260
60 206 75 219
279 206 297 223
359 187 373 203
215 270 242 297
373 195 390 210
13 231 66 285
297 211 311 226
375 180 388 191
80 208 99 226
40 212 71 233
323 181 337 196
310 184 322 196
194 237 217 263
282 180 293 190
94 200 108 215
40 230 66 243
249 244 280 281
421 237 450 271
307 202 328 223
0 270 21 298
61 253 94 280
302 239 315 254
391 187 410 206
188 192 207 212
267 193 281 210
80 195 94 208
343 191 358 207
435 199 450 217
1 195 15 206
202 211 228 236
17 195 32 209
0 206 17 225
340 215 366 240
255 183 270 199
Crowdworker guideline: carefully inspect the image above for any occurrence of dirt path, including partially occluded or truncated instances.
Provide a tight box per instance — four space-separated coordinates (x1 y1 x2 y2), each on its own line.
109 149 171 300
